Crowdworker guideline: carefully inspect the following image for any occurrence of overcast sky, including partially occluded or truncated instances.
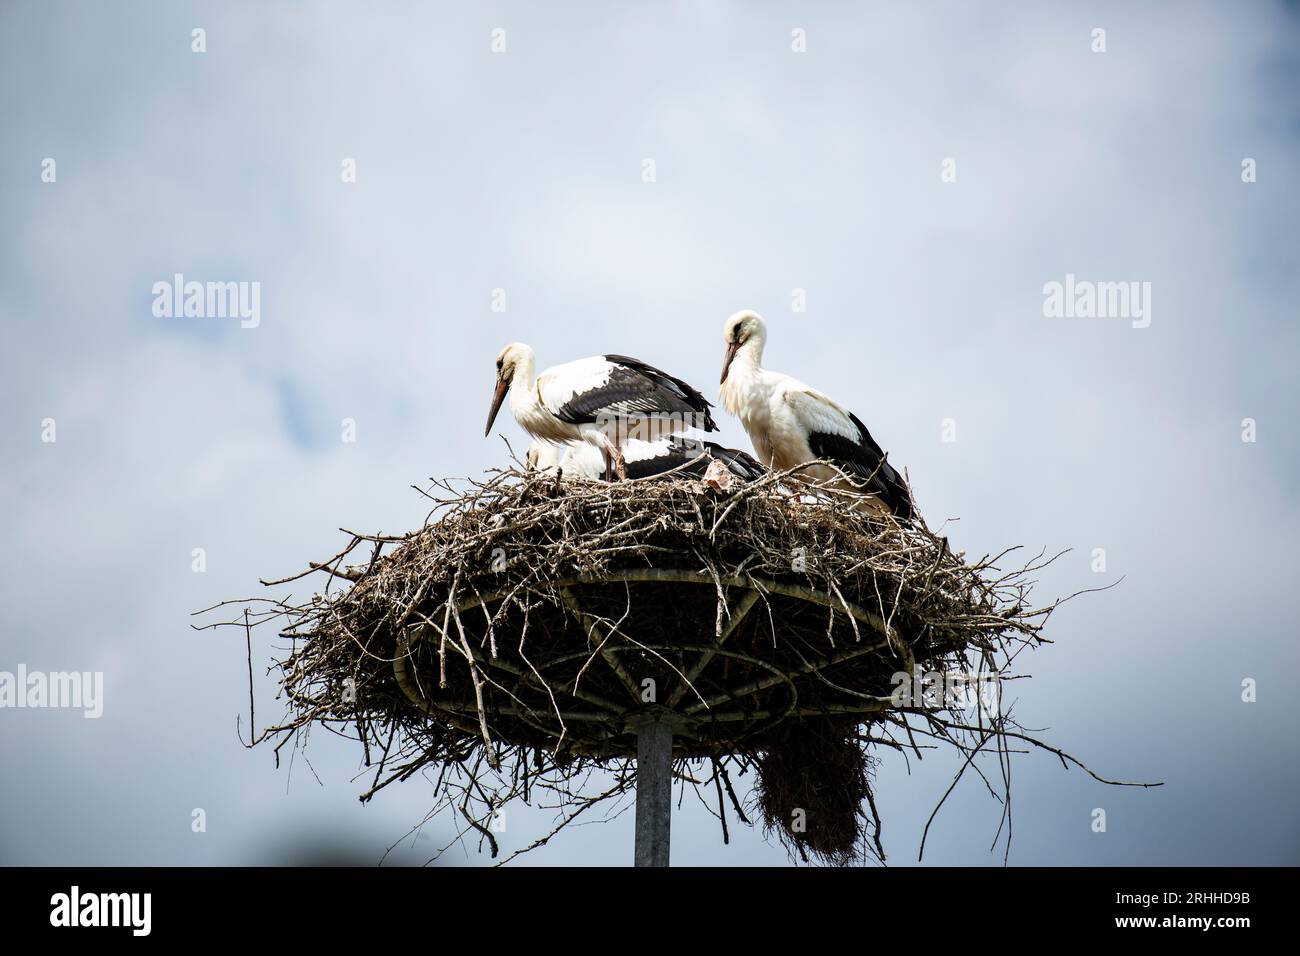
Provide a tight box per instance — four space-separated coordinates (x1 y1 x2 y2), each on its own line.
1 0 1297 866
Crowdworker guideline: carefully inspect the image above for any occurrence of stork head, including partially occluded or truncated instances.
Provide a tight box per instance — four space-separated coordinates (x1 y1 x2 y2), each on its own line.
486 342 531 437
720 310 766 383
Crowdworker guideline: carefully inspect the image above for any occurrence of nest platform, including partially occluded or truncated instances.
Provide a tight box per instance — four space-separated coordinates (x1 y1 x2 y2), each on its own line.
227 465 1067 864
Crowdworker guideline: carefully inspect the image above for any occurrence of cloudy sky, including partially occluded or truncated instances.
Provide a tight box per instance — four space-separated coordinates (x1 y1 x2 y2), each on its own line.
1 0 1297 866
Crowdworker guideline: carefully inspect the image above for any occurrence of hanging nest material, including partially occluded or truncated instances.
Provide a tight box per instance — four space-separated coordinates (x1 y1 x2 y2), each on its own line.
204 462 1152 865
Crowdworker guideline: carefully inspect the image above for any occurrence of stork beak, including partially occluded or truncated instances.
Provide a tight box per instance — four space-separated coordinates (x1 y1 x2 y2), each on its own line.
484 378 510 437
720 341 740 384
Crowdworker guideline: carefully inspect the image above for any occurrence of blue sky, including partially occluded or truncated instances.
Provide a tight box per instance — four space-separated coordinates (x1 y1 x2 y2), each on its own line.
1 0 1297 865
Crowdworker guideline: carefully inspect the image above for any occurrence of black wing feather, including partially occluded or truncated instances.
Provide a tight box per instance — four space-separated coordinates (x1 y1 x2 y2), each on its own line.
554 355 718 431
806 412 913 519
695 439 767 482
612 438 766 482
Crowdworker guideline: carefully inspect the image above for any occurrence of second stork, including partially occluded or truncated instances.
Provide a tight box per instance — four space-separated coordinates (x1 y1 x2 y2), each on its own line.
486 343 718 479
718 311 914 519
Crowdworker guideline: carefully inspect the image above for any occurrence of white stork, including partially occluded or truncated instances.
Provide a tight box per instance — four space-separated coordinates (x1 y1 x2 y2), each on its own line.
526 436 766 483
485 343 718 479
718 310 914 518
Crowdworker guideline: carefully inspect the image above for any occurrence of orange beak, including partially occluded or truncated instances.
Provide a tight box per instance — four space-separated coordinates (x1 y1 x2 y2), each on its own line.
720 341 740 384
484 378 510 437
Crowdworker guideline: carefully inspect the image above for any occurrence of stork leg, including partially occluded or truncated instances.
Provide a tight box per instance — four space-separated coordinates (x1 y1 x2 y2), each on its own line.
592 431 628 481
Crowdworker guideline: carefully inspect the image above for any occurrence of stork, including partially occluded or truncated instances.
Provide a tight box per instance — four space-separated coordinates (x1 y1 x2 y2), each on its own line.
485 343 718 480
718 310 914 519
526 436 766 483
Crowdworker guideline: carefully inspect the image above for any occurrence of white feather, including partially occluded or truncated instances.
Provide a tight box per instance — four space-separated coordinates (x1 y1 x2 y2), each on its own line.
535 356 617 417
528 437 709 480
783 388 860 444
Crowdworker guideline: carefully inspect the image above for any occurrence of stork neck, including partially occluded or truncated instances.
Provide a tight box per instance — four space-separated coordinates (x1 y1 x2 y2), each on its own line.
509 352 537 412
720 342 765 416
733 339 763 376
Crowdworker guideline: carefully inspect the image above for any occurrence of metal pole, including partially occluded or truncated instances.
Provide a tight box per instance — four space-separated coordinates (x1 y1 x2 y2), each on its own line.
634 718 673 867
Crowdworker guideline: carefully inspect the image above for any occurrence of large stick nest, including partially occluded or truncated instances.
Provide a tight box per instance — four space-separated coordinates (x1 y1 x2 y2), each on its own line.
208 464 1137 865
